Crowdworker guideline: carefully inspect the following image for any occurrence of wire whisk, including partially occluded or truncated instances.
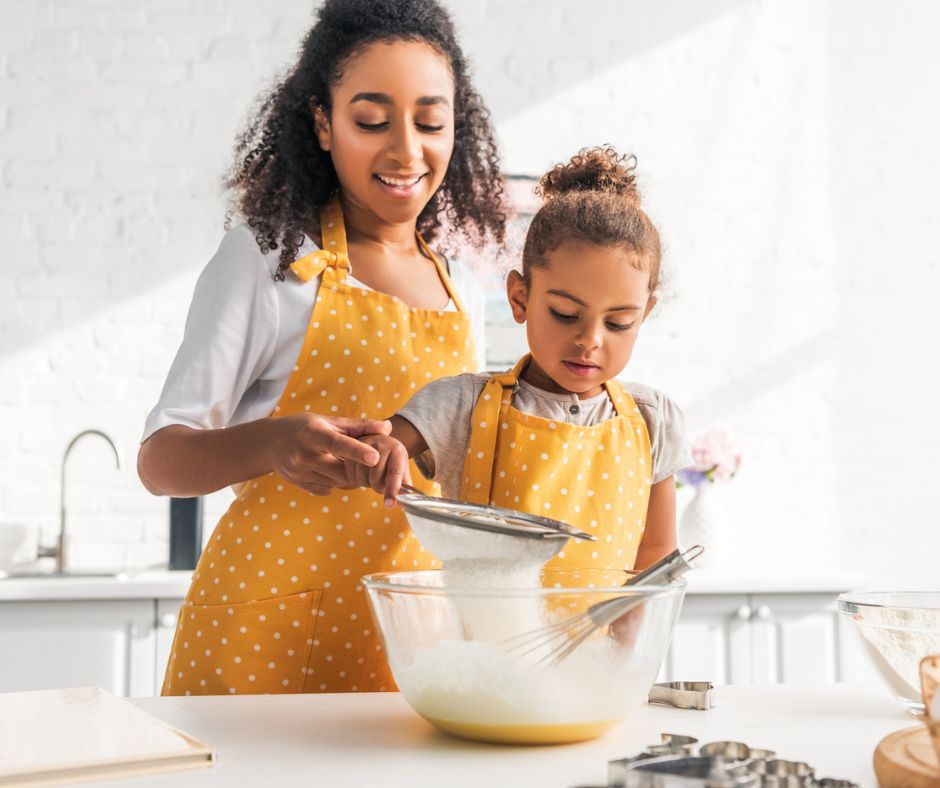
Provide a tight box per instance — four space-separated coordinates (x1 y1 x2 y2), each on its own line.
500 545 703 668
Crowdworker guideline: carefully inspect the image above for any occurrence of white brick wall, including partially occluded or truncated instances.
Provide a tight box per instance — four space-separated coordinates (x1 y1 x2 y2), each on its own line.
1 1 937 588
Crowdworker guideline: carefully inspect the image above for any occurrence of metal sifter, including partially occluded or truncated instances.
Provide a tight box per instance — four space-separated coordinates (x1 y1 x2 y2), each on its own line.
395 484 596 564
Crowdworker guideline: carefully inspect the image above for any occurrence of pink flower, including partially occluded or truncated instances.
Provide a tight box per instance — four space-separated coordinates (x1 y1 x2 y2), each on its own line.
685 430 742 484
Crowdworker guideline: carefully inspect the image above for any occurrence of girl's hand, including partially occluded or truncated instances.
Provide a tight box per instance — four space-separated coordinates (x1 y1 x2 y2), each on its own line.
344 434 413 507
610 602 646 652
267 414 392 496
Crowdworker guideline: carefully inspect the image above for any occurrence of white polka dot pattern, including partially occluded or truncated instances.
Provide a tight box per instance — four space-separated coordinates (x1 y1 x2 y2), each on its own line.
459 355 652 572
162 198 476 697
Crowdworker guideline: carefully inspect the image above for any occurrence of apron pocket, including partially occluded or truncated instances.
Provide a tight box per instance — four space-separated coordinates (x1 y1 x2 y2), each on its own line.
166 590 321 695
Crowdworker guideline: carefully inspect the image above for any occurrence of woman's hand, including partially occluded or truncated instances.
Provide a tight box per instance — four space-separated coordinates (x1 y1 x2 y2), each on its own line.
343 434 413 507
138 415 392 498
267 414 394 496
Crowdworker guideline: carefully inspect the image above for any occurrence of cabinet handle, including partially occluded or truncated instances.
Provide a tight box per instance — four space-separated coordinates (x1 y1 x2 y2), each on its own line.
159 613 178 629
735 604 752 620
755 605 772 621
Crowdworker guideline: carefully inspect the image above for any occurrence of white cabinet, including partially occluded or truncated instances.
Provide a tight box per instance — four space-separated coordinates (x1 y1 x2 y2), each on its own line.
0 600 155 697
660 592 854 685
750 593 840 684
659 594 751 683
154 598 183 695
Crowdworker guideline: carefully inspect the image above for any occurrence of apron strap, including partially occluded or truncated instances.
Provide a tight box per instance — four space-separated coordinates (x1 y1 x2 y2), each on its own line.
462 356 529 505
289 197 351 283
415 232 468 313
602 378 639 418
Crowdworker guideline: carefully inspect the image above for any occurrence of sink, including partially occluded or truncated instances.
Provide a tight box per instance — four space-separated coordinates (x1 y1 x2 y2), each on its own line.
0 570 129 581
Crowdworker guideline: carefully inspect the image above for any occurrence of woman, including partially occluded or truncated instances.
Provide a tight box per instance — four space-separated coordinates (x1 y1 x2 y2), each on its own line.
138 0 505 695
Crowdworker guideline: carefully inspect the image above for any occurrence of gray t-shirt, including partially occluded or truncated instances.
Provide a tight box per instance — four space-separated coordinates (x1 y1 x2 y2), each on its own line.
398 372 692 500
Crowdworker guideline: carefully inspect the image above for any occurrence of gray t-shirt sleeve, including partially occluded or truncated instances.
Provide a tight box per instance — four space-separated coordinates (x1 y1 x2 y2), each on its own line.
622 382 694 485
396 372 489 498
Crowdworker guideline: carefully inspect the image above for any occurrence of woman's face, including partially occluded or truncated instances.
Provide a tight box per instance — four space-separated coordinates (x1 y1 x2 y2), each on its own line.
314 39 456 228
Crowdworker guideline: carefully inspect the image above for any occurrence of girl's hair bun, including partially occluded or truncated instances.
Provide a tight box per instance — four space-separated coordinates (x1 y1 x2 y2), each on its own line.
538 145 640 207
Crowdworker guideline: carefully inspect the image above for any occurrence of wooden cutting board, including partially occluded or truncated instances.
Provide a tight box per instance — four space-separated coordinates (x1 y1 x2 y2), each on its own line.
873 725 940 787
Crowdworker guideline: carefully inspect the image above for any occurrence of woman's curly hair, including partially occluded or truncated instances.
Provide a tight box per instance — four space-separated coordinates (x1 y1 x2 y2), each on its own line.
227 0 506 280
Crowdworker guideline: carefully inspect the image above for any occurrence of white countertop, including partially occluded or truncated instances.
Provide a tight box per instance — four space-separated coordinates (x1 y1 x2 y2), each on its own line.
0 570 193 601
103 684 908 787
0 567 867 601
683 566 868 595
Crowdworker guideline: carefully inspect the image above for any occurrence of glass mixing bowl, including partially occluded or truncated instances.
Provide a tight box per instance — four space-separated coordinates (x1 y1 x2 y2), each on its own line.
838 591 940 713
363 568 686 744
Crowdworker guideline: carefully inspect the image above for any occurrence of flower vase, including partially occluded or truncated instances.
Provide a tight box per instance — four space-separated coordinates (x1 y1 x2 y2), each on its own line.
679 484 723 567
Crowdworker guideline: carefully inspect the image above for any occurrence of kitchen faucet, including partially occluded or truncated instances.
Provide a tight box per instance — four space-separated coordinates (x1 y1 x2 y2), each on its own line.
38 430 122 573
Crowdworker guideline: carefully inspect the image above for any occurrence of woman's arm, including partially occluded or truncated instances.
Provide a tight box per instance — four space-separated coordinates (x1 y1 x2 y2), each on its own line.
138 415 391 498
633 476 678 571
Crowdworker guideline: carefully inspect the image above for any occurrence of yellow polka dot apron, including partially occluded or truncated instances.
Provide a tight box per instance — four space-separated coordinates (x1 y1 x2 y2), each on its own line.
459 355 652 571
162 197 475 696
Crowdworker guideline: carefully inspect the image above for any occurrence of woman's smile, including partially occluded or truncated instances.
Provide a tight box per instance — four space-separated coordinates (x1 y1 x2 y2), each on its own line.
374 172 428 198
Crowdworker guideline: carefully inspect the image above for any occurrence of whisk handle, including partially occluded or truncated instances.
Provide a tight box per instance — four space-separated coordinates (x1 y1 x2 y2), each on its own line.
584 545 704 630
624 545 703 587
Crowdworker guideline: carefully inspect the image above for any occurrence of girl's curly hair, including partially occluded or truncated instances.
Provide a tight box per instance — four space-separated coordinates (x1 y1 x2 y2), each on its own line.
523 145 663 294
227 0 506 280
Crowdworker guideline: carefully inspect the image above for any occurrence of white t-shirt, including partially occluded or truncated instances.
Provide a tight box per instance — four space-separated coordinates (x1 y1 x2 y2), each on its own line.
142 225 487 442
398 373 692 500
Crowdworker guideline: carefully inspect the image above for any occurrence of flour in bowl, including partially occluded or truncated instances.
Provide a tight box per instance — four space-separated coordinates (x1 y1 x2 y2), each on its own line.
393 501 658 737
854 607 940 702
394 636 657 728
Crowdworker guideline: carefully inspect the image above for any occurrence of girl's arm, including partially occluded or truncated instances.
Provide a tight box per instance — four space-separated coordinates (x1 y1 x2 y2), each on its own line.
388 415 428 457
347 416 429 506
633 476 678 571
137 414 392 498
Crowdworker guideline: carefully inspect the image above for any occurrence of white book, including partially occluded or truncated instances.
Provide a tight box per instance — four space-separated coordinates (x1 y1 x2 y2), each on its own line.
0 687 213 786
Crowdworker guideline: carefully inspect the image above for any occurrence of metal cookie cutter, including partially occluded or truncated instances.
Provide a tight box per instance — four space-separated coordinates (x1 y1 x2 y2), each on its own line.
645 733 699 757
600 735 858 788
698 741 776 762
648 681 716 710
751 758 815 787
609 755 759 787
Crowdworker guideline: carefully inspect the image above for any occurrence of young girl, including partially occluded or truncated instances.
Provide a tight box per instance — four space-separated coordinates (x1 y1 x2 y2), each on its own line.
138 0 506 696
351 146 691 572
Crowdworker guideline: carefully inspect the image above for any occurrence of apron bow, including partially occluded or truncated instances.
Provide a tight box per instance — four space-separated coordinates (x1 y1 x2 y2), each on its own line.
290 248 351 283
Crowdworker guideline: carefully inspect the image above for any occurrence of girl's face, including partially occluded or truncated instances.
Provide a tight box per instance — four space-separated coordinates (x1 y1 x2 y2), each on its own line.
314 39 456 228
507 242 656 399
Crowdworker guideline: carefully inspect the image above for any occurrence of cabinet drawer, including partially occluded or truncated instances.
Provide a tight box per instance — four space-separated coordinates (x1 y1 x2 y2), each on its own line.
0 600 155 697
